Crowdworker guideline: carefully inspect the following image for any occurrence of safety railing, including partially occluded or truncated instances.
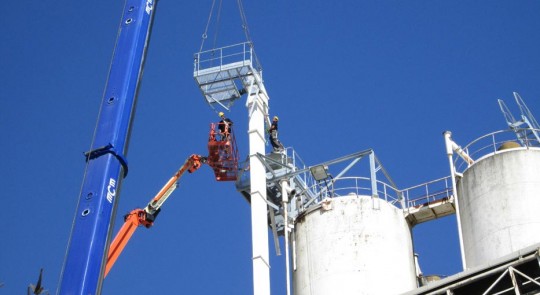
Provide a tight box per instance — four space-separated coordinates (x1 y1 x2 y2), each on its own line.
294 175 455 212
454 128 540 173
234 146 317 197
193 42 255 74
237 146 457 212
402 176 453 209
329 177 402 207
298 172 455 211
283 147 319 198
306 176 453 211
284 150 404 210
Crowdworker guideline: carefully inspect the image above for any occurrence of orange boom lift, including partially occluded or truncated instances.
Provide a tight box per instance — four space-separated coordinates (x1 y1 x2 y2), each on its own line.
104 154 205 277
105 121 240 276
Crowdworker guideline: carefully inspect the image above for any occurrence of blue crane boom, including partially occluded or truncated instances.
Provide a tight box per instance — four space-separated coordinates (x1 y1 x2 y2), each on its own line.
58 0 157 294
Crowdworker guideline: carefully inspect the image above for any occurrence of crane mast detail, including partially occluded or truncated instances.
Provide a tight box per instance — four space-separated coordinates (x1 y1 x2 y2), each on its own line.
59 0 157 294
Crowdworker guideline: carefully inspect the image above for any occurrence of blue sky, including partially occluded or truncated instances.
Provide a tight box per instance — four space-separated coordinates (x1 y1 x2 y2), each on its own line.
2 1 540 294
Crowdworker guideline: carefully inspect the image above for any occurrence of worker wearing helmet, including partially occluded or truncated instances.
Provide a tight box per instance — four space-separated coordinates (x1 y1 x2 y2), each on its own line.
218 111 233 141
268 115 284 152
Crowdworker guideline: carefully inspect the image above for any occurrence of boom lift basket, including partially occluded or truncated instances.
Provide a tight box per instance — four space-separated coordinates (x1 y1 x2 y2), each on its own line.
207 122 239 181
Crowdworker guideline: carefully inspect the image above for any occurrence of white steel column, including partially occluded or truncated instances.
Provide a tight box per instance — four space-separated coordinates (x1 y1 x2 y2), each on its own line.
246 76 270 295
444 131 466 270
280 180 292 295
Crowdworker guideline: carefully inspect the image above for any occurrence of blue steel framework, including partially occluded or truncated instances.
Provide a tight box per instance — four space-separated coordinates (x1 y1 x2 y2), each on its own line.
58 0 157 294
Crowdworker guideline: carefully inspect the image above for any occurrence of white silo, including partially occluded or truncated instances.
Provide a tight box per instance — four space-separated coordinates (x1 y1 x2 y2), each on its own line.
457 147 540 268
292 194 417 295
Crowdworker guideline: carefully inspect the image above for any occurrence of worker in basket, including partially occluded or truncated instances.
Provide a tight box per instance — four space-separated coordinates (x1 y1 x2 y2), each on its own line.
218 111 233 141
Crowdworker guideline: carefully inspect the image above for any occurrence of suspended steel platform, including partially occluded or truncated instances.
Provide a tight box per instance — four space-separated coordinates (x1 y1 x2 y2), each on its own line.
194 42 264 110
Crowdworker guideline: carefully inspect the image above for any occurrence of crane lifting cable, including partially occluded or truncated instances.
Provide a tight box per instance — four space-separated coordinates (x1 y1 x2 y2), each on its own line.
199 0 222 53
194 0 264 113
236 0 262 70
198 0 261 69
236 0 252 44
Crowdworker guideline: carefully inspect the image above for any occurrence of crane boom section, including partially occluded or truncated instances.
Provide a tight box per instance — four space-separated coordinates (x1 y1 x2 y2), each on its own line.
59 0 157 294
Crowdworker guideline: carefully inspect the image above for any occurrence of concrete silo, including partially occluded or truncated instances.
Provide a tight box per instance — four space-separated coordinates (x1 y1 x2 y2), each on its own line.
292 194 417 295
456 147 540 269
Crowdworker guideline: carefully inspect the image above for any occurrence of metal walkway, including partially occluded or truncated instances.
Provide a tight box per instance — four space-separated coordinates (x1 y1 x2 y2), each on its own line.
235 147 459 236
236 148 457 233
402 243 540 295
402 176 455 226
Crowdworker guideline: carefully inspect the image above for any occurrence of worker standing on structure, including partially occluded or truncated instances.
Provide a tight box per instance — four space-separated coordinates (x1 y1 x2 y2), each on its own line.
269 115 284 152
218 112 233 141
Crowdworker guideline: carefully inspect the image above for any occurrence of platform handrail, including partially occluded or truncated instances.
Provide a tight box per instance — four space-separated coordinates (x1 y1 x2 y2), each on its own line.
194 42 256 74
454 128 540 173
303 175 454 211
402 176 453 209
298 176 402 209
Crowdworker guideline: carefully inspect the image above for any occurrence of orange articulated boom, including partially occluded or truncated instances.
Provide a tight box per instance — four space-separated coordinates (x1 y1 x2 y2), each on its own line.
104 154 206 277
145 154 205 214
104 209 149 277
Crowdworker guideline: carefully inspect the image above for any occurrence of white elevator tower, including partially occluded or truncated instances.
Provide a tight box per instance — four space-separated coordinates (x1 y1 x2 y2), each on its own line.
194 42 272 295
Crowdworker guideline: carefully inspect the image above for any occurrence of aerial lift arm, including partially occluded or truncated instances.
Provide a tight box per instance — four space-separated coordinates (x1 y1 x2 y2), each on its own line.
104 154 206 277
